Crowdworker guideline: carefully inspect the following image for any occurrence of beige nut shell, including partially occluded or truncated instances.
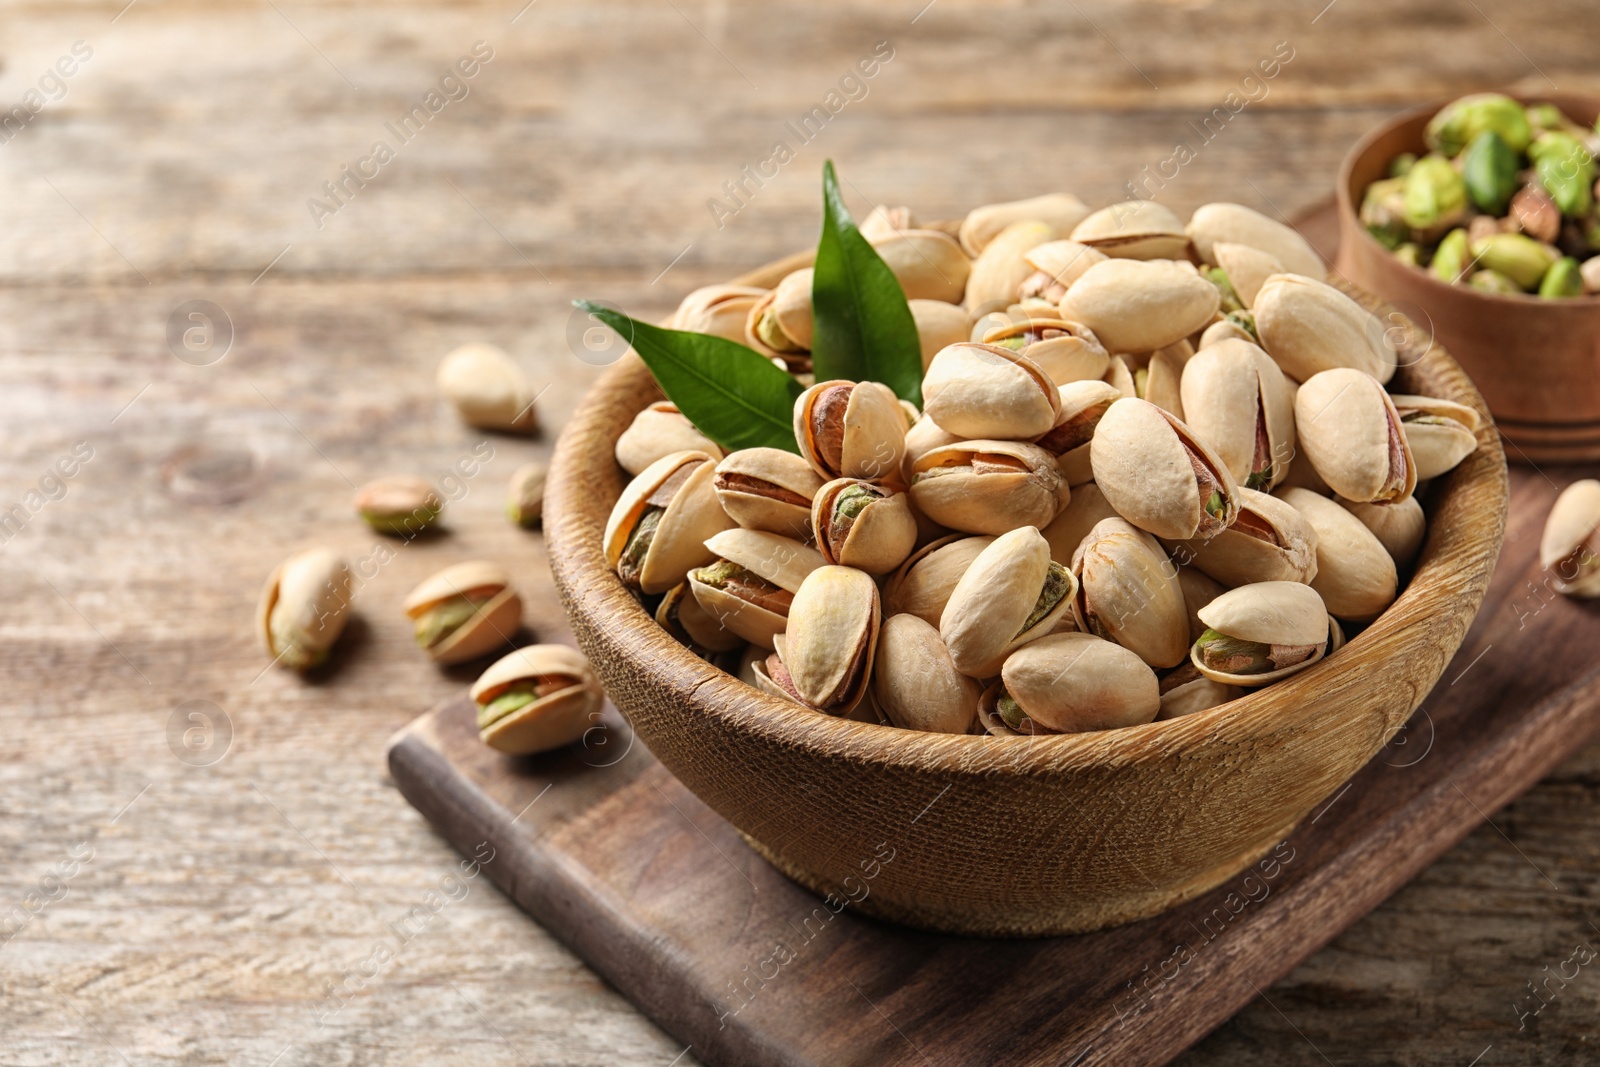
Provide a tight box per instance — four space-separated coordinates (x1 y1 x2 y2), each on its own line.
436 342 536 432
980 318 1111 387
909 300 974 371
1390 394 1481 481
656 581 743 652
1090 398 1240 541
1279 487 1398 622
403 560 523 665
923 342 1061 440
882 534 996 627
713 447 825 540
1021 239 1108 292
940 526 1075 679
992 633 1160 734
872 614 981 734
871 229 971 305
1540 479 1600 597
1211 242 1284 310
670 284 768 343
781 565 880 713
1069 201 1191 261
1190 581 1334 687
1071 517 1189 669
959 194 1090 257
964 221 1053 312
1172 487 1319 587
471 645 602 756
1187 203 1325 280
615 402 723 477
909 439 1066 536
258 547 353 669
1294 369 1417 505
603 450 734 595
1058 259 1221 354
1041 481 1120 566
1179 338 1296 491
811 479 919 576
1254 274 1398 385
793 380 908 483
1341 495 1426 569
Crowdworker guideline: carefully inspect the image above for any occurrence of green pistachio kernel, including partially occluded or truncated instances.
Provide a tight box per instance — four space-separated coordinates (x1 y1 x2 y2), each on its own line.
995 692 1028 731
1402 154 1468 231
1194 629 1275 676
1461 130 1520 216
1017 562 1071 636
1431 228 1472 284
414 594 493 650
1470 233 1558 291
1204 267 1243 314
1225 310 1258 342
1468 268 1523 296
477 685 539 729
1529 132 1597 218
1425 93 1532 156
1387 152 1418 179
1539 257 1584 298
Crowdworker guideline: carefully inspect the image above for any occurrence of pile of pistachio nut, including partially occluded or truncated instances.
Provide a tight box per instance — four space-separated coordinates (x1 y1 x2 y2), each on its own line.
1361 93 1600 297
604 195 1483 736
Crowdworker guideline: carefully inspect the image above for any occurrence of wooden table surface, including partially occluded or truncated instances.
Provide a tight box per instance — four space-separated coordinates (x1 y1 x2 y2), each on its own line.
2 1 1597 1064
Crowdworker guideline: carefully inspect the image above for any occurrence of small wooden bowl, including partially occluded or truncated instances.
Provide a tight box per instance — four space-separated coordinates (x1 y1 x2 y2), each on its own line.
1336 93 1600 462
546 249 1508 938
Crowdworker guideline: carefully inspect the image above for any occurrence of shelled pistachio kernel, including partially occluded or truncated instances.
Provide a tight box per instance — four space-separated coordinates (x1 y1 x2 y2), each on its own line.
354 476 442 535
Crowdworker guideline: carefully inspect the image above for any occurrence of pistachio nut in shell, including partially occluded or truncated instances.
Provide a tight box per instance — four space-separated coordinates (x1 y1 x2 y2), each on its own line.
1137 345 1187 423
471 645 603 755
1071 517 1189 669
615 402 722 476
882 534 995 627
1540 479 1600 597
506 463 547 528
1340 495 1426 569
959 193 1090 257
923 342 1061 440
1069 201 1190 261
657 580 743 653
1033 380 1122 486
1191 580 1331 686
811 478 918 576
1157 665 1242 720
871 229 971 305
964 220 1053 312
980 317 1110 387
1016 240 1108 303
746 269 814 358
1294 369 1416 505
670 284 767 343
793 380 908 483
603 450 735 595
1199 316 1257 350
258 548 352 671
1041 480 1120 566
1176 565 1229 642
713 447 824 540
1211 242 1285 309
1178 338 1296 491
1090 398 1241 542
354 475 442 536
1187 203 1325 280
1103 354 1136 399
901 413 962 478
941 526 1076 679
772 566 880 714
403 560 523 665
982 633 1159 735
860 204 916 241
1058 259 1221 354
689 528 823 650
1171 487 1319 588
873 614 981 734
436 342 537 433
1253 274 1398 385
909 439 1065 536
1279 487 1398 622
1389 394 1481 481
909 300 974 370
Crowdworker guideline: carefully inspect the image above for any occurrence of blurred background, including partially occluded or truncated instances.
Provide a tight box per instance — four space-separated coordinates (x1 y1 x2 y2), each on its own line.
1 1 1596 1064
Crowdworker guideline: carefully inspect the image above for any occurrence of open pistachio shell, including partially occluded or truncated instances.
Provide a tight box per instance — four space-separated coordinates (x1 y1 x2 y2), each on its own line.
909 439 1066 536
1171 487 1319 587
811 479 918 576
1295 369 1417 505
1091 398 1241 541
1157 667 1242 719
959 194 1091 257
1175 565 1229 641
1198 316 1258 350
1070 201 1191 261
615 402 723 476
471 645 603 755
1341 495 1426 569
603 450 735 595
1017 240 1109 303
1211 243 1284 309
1179 338 1296 491
403 560 523 665
1187 203 1325 280
1191 580 1332 686
1253 274 1398 385
965 221 1054 312
258 547 353 671
1033 380 1122 488
901 413 963 481
860 204 915 241
1071 517 1189 669
1279 487 1398 622
873 614 982 734
980 317 1110 387
910 300 974 371
1390 394 1481 481
941 526 1076 679
1058 259 1221 354
688 528 823 650
986 633 1159 734
744 268 814 358
871 229 971 305
1040 481 1120 566
657 581 743 653
882 534 996 627
1139 344 1188 422
793 380 908 484
778 566 880 714
923 342 1061 440
1539 480 1600 597
713 447 825 540
671 284 768 343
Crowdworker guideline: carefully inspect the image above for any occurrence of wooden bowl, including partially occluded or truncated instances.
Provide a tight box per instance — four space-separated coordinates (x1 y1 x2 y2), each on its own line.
1336 93 1600 462
546 250 1509 938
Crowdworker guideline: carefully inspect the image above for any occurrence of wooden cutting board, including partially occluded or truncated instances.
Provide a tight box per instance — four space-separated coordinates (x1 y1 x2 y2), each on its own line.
387 203 1600 1066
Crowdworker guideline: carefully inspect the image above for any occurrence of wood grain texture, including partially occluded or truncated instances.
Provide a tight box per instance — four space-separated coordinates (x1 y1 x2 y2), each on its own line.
1 0 1598 1062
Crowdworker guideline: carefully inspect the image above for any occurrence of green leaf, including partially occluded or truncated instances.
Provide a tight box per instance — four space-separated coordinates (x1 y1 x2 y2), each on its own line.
810 160 924 406
574 301 802 454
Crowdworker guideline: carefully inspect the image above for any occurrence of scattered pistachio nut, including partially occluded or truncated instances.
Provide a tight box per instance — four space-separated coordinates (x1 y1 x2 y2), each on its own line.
354 476 442 536
713 447 825 541
1253 274 1398 384
472 645 603 755
1070 517 1189 669
688 528 823 649
403 560 523 665
1540 480 1600 598
615 401 723 476
437 342 538 433
1179 338 1296 492
1058 258 1221 354
1171 487 1319 588
908 439 1065 536
1390 394 1481 480
1278 488 1398 622
923 342 1061 440
506 463 547 528
258 548 352 671
1070 201 1190 261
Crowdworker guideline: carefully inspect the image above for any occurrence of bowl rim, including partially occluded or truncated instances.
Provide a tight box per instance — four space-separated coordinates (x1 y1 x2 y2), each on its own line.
548 242 1509 780
1336 90 1600 307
